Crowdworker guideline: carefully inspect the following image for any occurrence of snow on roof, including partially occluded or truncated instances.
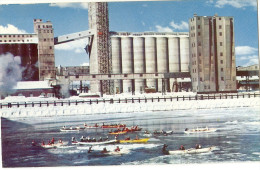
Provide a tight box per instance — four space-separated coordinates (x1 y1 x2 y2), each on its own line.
13 81 53 90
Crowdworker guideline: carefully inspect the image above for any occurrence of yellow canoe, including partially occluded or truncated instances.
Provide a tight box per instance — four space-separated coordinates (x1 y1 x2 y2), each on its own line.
109 131 128 135
119 138 150 143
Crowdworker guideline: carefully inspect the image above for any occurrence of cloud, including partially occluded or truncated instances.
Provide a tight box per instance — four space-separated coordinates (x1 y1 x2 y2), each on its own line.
55 38 88 54
208 0 256 9
0 24 27 34
237 55 259 66
49 2 88 10
170 21 189 30
235 46 258 56
155 25 173 32
235 46 259 66
80 62 89 66
155 20 189 32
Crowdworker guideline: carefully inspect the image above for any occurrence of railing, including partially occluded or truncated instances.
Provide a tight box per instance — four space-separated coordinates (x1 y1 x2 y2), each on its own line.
0 93 259 109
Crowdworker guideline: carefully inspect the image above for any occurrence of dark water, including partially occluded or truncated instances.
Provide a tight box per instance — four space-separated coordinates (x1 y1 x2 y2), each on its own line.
1 107 260 167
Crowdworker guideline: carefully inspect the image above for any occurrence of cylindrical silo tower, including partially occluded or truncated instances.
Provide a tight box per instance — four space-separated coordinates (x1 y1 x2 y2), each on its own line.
133 37 145 93
180 37 189 72
156 37 168 92
121 37 133 93
168 37 180 92
145 37 156 89
168 37 180 72
111 37 122 93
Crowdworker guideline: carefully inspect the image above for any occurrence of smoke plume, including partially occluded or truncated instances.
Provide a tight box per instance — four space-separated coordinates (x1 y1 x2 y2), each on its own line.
0 53 22 97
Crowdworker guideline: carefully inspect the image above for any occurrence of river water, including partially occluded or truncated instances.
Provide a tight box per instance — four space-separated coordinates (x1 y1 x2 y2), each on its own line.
1 106 260 167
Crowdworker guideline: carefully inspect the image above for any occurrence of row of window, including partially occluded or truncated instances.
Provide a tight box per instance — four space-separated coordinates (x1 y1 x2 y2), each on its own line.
38 30 53 34
0 39 33 43
39 38 54 42
37 25 52 29
0 35 33 38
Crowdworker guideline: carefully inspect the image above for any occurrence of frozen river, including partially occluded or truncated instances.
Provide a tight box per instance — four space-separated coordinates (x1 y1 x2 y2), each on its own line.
1 106 260 167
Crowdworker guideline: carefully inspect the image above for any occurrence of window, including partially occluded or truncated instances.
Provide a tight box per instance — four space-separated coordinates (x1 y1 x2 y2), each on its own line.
219 32 222 36
200 77 203 81
219 25 222 29
220 42 223 46
198 17 200 20
50 46 52 49
198 25 200 29
220 52 223 56
38 25 40 28
219 17 222 20
221 68 224 72
221 77 224 81
198 32 200 36
220 60 223 64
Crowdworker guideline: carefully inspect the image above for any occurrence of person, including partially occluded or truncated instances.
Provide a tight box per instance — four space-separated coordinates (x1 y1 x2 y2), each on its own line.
114 146 120 152
50 138 55 144
115 135 118 140
92 138 96 142
98 137 103 142
42 141 45 146
62 126 66 129
185 128 189 131
135 135 139 140
101 147 108 153
84 123 87 127
59 139 63 144
162 144 169 155
179 145 185 150
32 140 36 146
71 137 76 142
80 136 84 142
125 137 130 140
195 144 202 149
88 146 93 153
70 126 73 130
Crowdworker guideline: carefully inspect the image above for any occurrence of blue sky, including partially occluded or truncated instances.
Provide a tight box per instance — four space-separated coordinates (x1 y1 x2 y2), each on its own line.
0 0 258 67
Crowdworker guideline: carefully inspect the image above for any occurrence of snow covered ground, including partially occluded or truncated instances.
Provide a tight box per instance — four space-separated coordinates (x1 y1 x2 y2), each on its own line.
0 92 259 118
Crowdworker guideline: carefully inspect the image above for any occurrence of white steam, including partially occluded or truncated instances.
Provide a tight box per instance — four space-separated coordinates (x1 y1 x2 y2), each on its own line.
0 53 23 97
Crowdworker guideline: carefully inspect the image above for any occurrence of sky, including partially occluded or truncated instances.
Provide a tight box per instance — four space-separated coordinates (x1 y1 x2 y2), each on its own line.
0 0 258 67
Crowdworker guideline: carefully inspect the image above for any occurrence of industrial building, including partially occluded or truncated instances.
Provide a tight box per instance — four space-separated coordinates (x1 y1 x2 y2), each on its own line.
110 32 190 94
2 2 249 97
0 19 55 81
189 14 237 93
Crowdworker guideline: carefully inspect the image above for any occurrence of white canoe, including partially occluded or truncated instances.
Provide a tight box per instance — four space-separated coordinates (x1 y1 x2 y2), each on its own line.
168 146 216 154
41 142 68 149
184 128 217 134
103 149 130 155
72 139 118 145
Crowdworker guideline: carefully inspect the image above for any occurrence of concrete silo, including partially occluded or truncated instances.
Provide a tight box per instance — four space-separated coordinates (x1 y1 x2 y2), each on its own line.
156 37 168 92
180 37 189 72
121 37 133 93
111 37 122 93
145 37 157 89
133 37 145 93
168 37 180 92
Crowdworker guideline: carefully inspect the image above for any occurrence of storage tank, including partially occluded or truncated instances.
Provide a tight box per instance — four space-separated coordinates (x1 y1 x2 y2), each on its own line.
156 37 168 73
180 37 189 72
133 37 145 73
121 37 133 74
111 37 121 74
168 37 180 72
133 37 145 93
145 37 156 89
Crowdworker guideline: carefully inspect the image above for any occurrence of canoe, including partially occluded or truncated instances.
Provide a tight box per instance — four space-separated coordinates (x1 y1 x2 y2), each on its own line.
72 139 118 145
109 131 128 135
119 138 149 143
103 149 130 155
41 141 68 149
184 127 217 134
101 124 126 128
168 146 216 154
84 125 99 129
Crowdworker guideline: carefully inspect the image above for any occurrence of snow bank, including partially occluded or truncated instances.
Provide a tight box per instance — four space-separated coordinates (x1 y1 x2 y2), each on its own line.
1 97 259 118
